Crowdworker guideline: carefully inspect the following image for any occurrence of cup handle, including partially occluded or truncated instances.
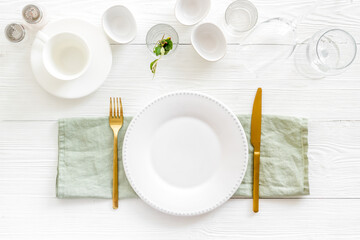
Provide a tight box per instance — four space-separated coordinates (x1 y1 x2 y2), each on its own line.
36 31 49 44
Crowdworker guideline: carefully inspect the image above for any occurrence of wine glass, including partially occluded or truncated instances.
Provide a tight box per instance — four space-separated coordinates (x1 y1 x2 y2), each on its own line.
236 1 320 74
237 17 297 74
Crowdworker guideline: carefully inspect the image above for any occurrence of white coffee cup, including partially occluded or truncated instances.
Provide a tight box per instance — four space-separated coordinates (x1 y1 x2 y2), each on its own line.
36 31 91 81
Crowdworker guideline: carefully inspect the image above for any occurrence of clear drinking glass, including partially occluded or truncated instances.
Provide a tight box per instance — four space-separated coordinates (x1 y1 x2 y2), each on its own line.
225 0 258 34
146 24 179 58
295 29 357 79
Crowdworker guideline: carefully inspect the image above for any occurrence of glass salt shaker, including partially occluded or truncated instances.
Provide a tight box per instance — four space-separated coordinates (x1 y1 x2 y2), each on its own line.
4 23 27 43
22 4 47 28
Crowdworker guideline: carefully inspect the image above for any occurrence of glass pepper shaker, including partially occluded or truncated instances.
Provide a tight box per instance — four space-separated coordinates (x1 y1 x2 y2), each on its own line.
4 23 27 43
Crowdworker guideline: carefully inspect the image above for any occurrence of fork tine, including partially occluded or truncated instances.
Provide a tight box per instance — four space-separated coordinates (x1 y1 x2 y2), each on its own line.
116 97 119 118
113 97 116 118
120 98 123 119
110 97 112 117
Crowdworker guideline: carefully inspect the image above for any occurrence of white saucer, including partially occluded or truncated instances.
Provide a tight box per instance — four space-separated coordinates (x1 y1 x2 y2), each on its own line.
30 19 112 99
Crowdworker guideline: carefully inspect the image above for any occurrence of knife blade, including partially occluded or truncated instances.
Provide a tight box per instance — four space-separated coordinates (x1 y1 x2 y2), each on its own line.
250 88 262 213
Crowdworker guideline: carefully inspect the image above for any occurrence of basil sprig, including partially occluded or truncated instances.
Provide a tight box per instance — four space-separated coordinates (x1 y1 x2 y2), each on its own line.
150 35 173 77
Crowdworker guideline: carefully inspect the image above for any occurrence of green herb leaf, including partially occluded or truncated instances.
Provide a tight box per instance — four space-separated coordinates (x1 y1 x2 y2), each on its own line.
150 59 159 74
150 37 173 77
164 39 173 53
154 46 162 56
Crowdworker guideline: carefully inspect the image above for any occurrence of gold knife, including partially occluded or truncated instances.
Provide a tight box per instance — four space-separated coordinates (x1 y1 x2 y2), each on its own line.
250 88 262 213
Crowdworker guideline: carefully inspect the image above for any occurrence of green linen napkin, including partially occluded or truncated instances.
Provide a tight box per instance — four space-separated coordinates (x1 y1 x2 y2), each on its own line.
56 115 309 199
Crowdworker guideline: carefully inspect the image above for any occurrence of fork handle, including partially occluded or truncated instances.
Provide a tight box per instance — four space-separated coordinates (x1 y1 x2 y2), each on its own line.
112 132 118 209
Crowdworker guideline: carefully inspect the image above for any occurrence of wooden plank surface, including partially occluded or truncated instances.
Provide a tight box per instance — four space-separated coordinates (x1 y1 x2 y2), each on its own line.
1 0 360 44
1 45 360 120
1 0 360 239
0 198 359 239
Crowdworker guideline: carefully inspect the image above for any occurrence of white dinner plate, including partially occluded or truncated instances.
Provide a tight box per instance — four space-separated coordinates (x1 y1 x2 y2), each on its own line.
123 92 248 216
30 19 112 99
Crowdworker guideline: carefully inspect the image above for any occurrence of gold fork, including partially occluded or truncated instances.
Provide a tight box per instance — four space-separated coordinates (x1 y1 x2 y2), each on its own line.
109 97 123 209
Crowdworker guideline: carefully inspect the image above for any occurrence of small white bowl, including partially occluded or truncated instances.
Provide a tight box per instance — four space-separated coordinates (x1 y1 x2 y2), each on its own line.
191 23 227 61
175 0 211 25
102 5 137 44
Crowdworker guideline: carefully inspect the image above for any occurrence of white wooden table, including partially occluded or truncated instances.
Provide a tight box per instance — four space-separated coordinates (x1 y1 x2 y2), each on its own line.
1 0 360 239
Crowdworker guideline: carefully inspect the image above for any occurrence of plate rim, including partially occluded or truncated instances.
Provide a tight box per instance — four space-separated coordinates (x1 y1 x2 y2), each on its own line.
123 91 248 216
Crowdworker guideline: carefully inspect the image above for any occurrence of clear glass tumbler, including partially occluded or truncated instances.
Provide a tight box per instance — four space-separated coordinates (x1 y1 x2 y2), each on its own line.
146 24 179 58
295 29 357 79
225 0 258 34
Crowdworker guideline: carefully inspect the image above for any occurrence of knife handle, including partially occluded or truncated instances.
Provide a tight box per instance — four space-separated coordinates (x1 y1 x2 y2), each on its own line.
253 151 260 213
